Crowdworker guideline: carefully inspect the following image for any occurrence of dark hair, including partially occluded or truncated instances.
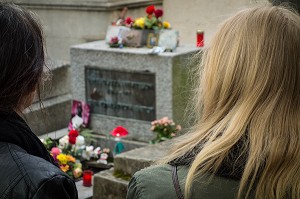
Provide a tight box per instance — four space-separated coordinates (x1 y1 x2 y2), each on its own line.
0 3 45 112
269 0 300 13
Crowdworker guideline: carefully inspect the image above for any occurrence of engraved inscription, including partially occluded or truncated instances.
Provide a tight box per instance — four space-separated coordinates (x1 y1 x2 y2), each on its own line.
85 67 156 121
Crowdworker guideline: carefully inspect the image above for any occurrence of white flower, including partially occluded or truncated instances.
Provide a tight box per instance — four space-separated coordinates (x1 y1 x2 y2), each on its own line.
72 115 83 129
93 147 101 158
82 145 94 160
58 135 69 149
75 135 85 148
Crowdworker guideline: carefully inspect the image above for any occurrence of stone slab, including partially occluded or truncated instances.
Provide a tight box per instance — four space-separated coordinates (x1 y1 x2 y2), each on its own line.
113 139 173 176
76 180 93 199
14 0 162 11
93 168 128 199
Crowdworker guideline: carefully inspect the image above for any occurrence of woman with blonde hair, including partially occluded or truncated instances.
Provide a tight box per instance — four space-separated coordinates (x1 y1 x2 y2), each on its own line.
127 5 300 199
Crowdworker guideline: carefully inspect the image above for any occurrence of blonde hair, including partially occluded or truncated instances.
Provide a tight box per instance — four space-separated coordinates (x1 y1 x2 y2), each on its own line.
164 6 300 199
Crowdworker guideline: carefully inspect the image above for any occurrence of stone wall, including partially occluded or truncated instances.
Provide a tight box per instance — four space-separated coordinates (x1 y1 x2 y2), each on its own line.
11 0 163 62
163 0 270 45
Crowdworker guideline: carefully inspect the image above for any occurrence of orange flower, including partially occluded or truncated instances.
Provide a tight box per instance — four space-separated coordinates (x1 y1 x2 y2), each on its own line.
60 165 69 172
66 155 76 163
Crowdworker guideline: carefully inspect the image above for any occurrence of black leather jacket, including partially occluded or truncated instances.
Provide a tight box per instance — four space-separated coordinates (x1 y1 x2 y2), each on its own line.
0 142 78 199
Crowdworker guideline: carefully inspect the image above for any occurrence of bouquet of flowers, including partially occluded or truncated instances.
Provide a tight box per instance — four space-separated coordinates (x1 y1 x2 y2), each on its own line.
51 147 83 179
132 5 171 30
111 5 171 30
42 101 113 179
150 117 181 144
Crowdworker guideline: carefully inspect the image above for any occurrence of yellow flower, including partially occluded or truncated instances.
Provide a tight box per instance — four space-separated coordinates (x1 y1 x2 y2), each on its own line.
57 154 68 164
134 18 145 29
60 164 69 172
66 155 76 163
163 21 171 29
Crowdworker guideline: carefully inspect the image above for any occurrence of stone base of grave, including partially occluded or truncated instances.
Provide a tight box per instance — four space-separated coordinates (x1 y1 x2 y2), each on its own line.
93 139 173 198
93 168 128 199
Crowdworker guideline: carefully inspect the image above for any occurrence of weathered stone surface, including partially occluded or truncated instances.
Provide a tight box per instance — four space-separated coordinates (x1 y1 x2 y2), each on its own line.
114 139 173 176
39 64 71 100
93 168 128 199
76 180 93 199
25 94 72 135
70 40 199 142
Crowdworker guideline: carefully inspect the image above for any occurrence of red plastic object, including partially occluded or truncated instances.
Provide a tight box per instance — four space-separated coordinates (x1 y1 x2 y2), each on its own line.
110 126 129 137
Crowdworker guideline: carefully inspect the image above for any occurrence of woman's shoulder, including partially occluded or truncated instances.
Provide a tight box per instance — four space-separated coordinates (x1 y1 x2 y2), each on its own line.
0 142 78 199
127 164 240 199
127 164 186 199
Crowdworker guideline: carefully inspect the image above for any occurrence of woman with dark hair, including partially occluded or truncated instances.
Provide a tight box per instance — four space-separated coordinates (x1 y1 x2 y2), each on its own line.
0 3 78 198
127 5 300 199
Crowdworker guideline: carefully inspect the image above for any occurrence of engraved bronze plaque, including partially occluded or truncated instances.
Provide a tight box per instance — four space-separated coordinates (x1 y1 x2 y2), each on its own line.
85 67 156 121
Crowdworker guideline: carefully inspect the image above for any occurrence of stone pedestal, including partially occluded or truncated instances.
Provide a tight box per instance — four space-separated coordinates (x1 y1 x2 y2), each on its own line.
70 40 200 142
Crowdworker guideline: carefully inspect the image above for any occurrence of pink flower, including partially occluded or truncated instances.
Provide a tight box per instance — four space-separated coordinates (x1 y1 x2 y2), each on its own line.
51 147 60 156
154 9 163 18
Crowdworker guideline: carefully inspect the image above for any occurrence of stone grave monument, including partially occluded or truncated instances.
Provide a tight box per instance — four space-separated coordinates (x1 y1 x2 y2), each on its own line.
70 40 200 142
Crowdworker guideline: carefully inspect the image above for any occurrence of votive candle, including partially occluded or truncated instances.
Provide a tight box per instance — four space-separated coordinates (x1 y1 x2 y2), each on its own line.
196 30 204 47
83 170 93 187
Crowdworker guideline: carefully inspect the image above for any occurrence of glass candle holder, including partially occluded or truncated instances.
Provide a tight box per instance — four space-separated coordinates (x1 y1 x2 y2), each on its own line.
196 30 204 47
83 170 93 187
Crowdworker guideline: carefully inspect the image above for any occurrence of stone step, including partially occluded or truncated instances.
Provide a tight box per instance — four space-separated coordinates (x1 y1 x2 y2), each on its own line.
113 139 173 177
39 63 71 100
25 94 72 136
93 168 128 199
91 134 149 154
93 139 174 198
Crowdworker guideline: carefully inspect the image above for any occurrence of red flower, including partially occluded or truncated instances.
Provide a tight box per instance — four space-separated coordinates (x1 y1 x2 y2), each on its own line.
69 136 77 145
146 5 155 15
110 126 128 137
125 17 134 25
154 9 163 18
110 36 119 44
68 129 79 144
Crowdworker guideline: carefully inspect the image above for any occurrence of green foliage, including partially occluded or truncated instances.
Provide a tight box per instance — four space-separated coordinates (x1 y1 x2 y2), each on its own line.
79 127 97 145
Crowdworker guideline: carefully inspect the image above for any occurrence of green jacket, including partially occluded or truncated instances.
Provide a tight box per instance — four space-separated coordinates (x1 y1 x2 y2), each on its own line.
127 164 240 199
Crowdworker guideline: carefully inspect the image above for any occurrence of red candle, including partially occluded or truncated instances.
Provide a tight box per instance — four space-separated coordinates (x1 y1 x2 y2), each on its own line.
83 170 93 187
196 30 204 47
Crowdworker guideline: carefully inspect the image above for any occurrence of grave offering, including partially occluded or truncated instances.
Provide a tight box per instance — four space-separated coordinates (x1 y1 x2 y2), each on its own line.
71 40 200 142
105 5 178 50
